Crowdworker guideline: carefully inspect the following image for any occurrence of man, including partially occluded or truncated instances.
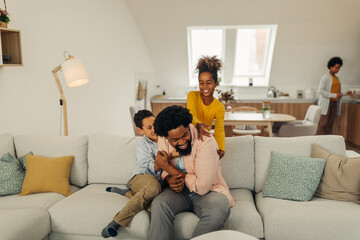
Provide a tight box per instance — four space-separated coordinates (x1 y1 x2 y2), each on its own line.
150 105 234 240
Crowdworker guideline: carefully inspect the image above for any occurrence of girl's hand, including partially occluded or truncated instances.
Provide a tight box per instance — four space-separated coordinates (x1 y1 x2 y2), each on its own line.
217 150 225 159
196 123 211 141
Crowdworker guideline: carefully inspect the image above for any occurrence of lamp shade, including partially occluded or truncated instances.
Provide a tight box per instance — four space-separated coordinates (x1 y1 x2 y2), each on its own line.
61 58 89 87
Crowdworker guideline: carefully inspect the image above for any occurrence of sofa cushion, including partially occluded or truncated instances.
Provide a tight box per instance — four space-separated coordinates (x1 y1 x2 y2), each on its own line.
0 185 80 210
14 135 88 187
88 134 141 184
0 153 25 196
256 192 360 240
49 184 149 239
173 189 264 239
20 155 74 197
0 133 14 156
0 208 51 240
263 151 326 201
254 135 346 193
221 136 254 190
312 144 360 204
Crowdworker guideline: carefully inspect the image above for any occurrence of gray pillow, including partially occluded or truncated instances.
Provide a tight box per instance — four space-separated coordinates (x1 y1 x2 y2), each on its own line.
263 151 326 201
0 153 25 196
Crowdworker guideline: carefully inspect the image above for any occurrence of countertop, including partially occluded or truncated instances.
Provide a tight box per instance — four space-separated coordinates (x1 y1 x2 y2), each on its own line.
151 96 318 103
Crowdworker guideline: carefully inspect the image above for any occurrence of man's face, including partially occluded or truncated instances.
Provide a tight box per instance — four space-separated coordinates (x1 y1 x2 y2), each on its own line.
167 125 192 156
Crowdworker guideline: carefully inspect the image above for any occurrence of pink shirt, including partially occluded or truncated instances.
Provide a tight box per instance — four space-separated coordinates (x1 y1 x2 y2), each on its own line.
158 124 234 207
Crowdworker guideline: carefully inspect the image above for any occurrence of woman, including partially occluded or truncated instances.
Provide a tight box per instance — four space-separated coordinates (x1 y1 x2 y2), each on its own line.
187 56 225 159
317 57 344 135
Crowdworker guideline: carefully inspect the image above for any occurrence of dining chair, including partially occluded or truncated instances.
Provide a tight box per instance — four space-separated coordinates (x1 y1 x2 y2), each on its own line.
277 105 322 137
230 106 263 136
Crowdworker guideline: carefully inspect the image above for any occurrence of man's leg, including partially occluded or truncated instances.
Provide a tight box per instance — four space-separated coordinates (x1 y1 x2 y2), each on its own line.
191 191 230 238
149 188 192 240
113 174 162 227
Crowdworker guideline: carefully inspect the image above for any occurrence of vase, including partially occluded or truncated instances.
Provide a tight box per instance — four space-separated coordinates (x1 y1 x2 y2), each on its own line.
0 22 7 28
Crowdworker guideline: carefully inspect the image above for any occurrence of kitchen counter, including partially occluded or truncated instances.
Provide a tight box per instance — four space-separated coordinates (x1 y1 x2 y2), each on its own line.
151 96 318 103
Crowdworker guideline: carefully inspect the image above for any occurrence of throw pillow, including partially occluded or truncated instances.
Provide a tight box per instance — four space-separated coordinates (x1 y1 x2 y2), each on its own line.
20 155 74 197
18 151 33 170
312 144 360 204
0 153 25 196
263 151 326 201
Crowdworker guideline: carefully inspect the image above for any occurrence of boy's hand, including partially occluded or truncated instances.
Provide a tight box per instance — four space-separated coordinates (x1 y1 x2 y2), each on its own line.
196 123 211 141
155 151 170 170
167 174 185 192
170 149 180 159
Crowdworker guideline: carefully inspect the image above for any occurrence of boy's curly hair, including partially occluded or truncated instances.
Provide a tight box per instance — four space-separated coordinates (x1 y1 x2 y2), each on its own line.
134 109 154 129
195 55 222 83
154 105 193 137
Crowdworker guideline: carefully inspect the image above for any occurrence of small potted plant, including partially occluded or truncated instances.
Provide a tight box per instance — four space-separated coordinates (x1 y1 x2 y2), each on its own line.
216 87 235 111
0 0 9 28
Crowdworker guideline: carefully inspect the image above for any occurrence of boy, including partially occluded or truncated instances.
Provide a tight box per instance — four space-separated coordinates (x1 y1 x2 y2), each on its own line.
101 109 177 238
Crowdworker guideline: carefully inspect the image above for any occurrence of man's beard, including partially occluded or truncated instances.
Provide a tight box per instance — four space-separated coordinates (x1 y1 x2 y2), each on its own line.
175 140 192 156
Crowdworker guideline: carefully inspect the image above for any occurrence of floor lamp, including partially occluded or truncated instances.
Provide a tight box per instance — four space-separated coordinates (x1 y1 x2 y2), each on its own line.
52 54 89 136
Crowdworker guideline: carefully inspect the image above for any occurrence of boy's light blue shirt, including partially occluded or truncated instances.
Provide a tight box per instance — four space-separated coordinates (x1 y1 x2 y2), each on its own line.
128 136 163 185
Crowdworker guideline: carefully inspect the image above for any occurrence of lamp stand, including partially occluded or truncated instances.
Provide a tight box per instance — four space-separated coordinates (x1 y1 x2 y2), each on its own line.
52 56 73 136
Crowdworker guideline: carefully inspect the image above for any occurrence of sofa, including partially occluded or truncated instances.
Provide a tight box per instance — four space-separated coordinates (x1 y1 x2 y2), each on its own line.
0 133 359 240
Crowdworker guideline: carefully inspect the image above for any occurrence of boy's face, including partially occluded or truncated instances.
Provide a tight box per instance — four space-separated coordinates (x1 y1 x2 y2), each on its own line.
137 116 158 142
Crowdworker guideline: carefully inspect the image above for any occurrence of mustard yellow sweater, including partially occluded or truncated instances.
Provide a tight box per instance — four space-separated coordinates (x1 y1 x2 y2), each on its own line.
187 91 225 151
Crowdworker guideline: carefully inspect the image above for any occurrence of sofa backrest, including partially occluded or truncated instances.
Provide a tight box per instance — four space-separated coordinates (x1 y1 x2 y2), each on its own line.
0 134 15 156
221 136 254 190
88 134 141 184
14 135 88 187
254 135 346 193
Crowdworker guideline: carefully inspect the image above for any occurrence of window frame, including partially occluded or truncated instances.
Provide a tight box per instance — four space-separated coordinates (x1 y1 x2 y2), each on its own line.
187 24 277 87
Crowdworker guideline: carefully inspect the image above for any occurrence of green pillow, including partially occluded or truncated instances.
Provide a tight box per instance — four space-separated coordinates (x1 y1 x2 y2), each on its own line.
263 151 326 201
0 152 32 196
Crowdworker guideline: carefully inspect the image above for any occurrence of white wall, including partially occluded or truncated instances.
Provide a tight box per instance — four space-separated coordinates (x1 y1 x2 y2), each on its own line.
126 0 360 98
0 0 154 136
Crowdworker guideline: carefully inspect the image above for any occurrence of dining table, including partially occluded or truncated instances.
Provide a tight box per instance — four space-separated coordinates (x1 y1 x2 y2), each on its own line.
223 112 296 137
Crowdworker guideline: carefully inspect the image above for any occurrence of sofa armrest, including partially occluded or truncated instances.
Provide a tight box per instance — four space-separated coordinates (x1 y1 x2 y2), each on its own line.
346 150 360 158
278 123 317 137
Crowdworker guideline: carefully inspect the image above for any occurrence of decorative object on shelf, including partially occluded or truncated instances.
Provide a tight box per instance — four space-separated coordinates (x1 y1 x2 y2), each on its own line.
0 0 9 28
216 87 235 111
262 100 271 119
52 51 89 136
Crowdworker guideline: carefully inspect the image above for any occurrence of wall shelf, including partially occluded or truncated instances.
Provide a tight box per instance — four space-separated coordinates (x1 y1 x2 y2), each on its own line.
0 27 22 66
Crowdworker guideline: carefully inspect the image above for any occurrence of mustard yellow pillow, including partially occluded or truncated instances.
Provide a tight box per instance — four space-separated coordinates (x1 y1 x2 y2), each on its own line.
20 155 74 197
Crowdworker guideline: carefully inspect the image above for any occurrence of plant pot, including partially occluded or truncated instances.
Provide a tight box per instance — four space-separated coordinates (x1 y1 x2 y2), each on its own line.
0 22 7 28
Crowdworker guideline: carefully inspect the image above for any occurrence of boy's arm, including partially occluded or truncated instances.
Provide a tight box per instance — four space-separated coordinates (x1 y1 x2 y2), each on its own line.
135 142 158 175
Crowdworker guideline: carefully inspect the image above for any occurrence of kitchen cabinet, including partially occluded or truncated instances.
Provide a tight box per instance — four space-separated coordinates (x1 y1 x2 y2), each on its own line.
0 28 22 66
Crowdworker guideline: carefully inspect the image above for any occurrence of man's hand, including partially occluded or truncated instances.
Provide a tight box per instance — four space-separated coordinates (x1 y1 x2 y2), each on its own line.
196 123 212 141
166 174 185 192
155 151 170 171
217 149 225 159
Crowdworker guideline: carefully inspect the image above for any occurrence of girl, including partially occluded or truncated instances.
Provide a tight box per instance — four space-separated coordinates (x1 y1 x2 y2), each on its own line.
187 56 225 159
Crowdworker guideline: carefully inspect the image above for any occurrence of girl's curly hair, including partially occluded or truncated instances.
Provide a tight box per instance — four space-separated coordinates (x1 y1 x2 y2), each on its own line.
195 55 222 83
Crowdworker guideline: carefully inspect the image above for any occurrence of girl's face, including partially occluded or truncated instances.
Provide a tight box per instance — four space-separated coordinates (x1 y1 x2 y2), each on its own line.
198 72 218 98
330 63 341 75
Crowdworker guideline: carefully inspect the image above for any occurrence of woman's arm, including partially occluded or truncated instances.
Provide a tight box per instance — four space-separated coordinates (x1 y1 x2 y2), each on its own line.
318 74 337 99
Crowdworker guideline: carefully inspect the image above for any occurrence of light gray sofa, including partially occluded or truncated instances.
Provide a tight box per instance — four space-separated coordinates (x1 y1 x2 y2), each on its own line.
0 133 359 240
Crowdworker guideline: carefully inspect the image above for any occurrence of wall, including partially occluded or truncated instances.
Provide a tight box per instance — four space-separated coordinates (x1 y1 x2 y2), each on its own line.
126 0 360 98
0 0 154 136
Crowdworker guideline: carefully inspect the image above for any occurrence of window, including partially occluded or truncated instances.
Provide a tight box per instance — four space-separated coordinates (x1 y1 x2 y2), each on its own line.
187 25 277 87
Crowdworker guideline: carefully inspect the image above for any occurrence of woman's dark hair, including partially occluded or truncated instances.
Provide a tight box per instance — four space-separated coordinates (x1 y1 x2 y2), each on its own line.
196 55 222 83
134 109 154 129
154 105 193 137
327 57 343 69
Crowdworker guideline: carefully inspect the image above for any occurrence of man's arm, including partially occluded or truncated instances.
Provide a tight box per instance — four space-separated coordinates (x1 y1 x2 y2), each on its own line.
155 151 186 178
